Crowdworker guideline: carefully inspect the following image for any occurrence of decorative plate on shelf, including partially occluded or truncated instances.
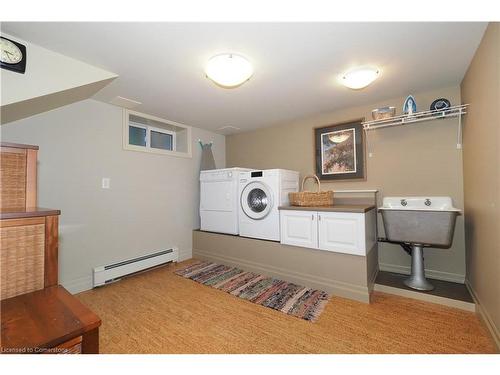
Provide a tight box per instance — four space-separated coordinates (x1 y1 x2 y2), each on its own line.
430 98 451 112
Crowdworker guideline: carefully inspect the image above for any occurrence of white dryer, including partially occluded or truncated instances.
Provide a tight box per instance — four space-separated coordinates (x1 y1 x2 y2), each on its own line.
200 168 251 235
238 169 299 241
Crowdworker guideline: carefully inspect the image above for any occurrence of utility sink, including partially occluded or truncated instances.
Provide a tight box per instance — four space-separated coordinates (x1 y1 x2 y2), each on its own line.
378 197 461 291
379 196 461 247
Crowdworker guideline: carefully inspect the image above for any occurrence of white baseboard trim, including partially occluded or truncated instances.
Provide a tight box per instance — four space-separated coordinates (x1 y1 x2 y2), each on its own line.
61 275 93 295
193 248 370 303
379 262 465 284
465 280 500 352
374 283 476 312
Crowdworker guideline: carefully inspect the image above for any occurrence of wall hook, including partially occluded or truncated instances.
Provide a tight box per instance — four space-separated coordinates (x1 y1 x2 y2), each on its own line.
198 139 214 147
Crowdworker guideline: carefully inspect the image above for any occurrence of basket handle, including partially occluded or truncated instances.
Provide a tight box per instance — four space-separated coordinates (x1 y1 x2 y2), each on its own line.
301 174 321 193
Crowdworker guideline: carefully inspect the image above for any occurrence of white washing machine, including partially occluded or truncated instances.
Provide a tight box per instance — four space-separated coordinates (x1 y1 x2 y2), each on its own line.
200 168 252 235
238 169 299 241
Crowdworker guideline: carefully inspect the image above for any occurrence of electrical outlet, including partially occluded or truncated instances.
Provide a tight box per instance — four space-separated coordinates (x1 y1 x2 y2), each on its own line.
102 178 111 189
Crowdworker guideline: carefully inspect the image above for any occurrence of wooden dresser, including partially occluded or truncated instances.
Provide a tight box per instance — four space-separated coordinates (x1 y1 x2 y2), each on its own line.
0 142 101 354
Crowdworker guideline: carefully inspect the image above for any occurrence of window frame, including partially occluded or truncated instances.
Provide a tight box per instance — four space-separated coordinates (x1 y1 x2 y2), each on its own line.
123 109 192 158
148 125 176 151
128 121 148 147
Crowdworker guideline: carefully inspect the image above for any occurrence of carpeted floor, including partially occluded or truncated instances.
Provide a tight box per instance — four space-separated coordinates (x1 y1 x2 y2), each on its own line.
76 260 497 354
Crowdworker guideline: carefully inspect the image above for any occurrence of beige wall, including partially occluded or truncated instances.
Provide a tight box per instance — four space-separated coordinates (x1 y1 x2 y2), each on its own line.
461 22 500 347
227 86 466 282
1 33 117 124
1 99 226 293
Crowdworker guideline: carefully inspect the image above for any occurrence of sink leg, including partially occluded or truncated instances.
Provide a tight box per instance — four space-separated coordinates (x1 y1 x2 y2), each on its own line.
404 245 434 291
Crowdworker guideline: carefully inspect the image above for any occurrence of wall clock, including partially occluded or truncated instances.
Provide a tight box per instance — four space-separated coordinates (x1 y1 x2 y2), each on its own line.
1 36 27 74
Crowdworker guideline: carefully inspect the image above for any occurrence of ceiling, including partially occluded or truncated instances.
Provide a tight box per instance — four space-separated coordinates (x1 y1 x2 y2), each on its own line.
1 22 487 134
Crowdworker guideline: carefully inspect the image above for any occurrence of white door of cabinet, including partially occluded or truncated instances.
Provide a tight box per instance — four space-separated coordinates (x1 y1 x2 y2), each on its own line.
280 210 318 249
318 212 365 255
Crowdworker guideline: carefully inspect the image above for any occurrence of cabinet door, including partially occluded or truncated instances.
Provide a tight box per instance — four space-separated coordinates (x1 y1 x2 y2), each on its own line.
318 212 366 255
280 210 318 249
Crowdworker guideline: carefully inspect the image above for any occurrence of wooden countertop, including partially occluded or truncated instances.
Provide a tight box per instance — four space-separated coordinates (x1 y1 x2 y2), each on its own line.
278 204 376 213
0 207 61 220
0 141 39 150
1 285 101 352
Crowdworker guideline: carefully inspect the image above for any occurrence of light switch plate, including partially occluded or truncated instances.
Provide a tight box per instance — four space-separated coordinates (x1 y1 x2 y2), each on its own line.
102 178 110 189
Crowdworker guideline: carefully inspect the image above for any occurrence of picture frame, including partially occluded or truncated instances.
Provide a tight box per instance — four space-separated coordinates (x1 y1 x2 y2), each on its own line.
314 119 365 181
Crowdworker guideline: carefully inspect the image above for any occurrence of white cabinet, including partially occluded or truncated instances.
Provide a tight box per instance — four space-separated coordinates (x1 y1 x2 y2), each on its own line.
280 209 376 256
280 210 318 249
318 212 365 256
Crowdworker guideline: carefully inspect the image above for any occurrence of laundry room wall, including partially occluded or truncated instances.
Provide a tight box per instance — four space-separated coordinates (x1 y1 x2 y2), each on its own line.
1 99 226 293
461 22 500 347
226 86 466 283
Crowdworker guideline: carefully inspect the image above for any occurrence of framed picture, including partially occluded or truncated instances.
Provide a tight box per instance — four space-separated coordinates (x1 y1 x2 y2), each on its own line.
314 120 365 180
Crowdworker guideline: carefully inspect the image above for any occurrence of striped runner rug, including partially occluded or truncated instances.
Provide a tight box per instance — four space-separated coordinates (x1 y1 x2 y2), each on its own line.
175 261 330 322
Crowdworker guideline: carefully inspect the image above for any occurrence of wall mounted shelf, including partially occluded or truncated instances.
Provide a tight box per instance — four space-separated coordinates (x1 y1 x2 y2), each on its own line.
362 104 468 130
362 104 468 149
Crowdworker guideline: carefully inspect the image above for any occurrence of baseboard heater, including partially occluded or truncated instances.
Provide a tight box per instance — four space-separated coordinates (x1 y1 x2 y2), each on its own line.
93 248 178 287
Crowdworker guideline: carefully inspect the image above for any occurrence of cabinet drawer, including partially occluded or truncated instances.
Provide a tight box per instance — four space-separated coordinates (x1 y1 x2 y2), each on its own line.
280 210 318 249
318 212 366 255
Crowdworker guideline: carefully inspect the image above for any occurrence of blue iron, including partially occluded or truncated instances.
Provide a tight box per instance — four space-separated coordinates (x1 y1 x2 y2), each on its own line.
403 94 417 115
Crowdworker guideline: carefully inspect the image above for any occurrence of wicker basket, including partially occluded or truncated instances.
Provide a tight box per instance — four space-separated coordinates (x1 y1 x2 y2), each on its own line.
289 175 334 207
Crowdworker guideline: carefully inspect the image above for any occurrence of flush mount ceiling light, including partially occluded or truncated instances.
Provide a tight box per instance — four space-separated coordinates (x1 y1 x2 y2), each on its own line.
205 53 253 88
341 67 380 90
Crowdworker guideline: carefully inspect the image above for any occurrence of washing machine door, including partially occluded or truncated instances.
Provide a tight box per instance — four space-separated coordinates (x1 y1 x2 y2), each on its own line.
241 181 273 220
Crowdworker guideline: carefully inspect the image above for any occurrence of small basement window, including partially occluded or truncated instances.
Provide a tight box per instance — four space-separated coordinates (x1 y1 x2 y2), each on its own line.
123 110 192 158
